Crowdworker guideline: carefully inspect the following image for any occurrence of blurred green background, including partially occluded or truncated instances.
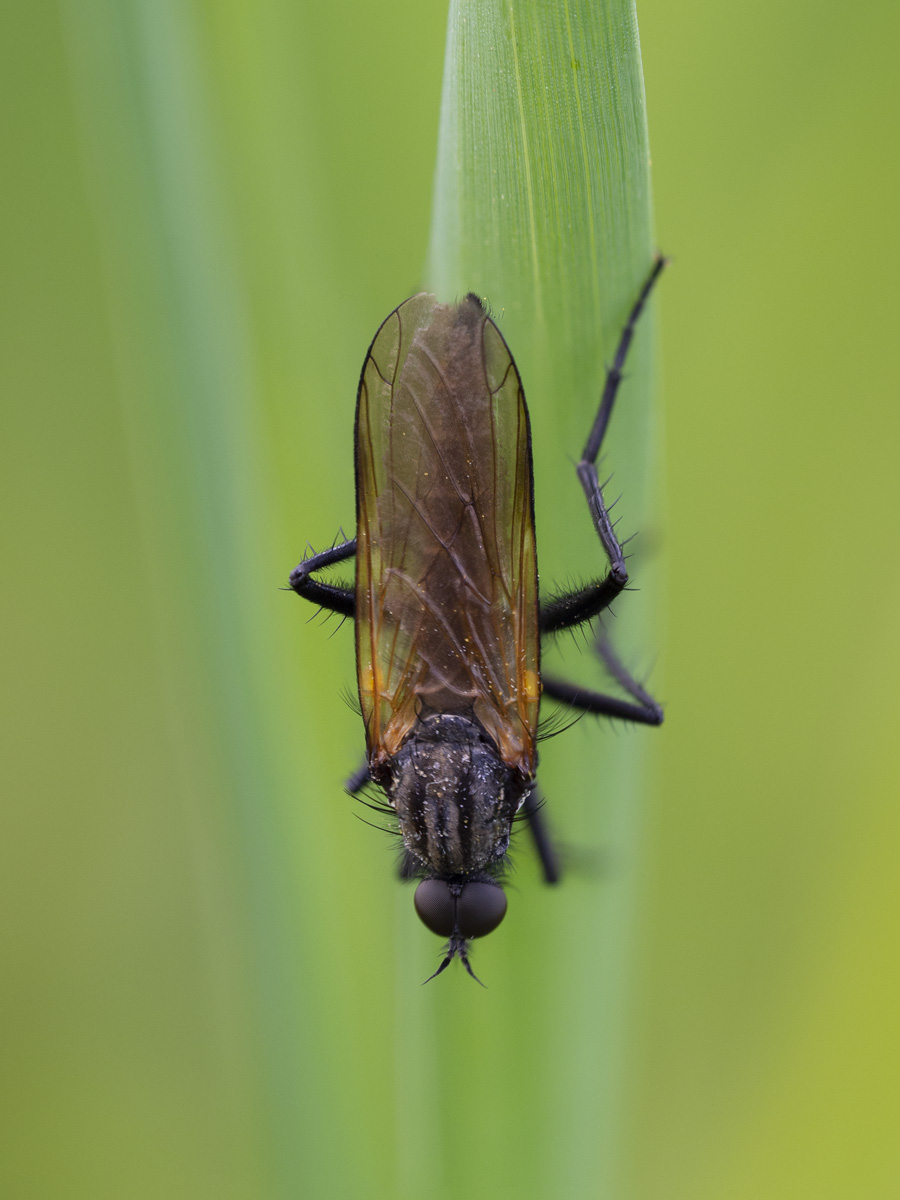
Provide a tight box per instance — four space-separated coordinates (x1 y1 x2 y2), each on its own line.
4 1 899 1198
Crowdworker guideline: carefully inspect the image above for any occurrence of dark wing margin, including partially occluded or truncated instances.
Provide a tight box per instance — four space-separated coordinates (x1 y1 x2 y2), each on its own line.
355 293 540 775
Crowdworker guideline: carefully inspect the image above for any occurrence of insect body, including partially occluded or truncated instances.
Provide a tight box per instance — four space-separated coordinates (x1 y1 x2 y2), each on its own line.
290 261 666 980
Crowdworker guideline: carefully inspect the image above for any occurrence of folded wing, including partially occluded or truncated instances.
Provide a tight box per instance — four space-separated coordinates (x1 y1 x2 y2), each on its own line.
355 293 540 775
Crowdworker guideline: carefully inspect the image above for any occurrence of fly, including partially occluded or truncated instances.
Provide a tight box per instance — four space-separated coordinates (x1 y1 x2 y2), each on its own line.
289 258 666 981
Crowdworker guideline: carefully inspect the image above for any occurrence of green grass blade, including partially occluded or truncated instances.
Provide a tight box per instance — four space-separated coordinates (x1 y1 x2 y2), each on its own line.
425 3 663 1195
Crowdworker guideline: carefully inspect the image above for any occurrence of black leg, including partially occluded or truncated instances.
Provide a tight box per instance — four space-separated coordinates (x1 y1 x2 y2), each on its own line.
540 256 666 634
522 785 560 884
543 627 663 724
593 629 661 715
542 674 662 725
289 536 357 617
542 628 662 720
345 759 370 794
540 576 622 634
543 614 663 725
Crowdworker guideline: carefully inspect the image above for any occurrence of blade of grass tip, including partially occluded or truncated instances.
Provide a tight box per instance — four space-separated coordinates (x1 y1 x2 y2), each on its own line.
423 1 661 1197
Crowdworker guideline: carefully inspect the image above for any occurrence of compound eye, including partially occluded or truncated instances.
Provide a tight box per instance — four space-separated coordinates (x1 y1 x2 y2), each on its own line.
414 879 456 937
456 881 507 938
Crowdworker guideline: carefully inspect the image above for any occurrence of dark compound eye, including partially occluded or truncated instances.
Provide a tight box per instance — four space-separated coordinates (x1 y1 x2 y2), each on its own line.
414 879 456 937
414 879 508 939
456 881 507 938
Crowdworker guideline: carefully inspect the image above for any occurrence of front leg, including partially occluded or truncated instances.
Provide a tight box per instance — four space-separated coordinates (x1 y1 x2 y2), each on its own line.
289 536 357 617
521 785 560 884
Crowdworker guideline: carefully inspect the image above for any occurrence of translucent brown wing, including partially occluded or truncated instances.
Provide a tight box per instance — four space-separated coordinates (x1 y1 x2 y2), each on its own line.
355 293 540 776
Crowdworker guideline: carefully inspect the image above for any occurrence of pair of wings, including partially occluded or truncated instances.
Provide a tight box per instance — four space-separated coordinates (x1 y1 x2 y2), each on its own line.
355 293 540 776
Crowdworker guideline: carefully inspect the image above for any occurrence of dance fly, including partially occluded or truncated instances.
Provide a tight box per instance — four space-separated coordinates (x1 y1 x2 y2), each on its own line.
290 260 666 981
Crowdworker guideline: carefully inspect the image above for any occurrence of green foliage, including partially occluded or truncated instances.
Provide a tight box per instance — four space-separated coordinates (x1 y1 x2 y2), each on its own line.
425 4 662 1197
